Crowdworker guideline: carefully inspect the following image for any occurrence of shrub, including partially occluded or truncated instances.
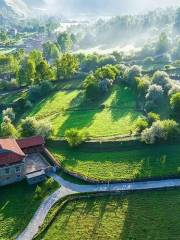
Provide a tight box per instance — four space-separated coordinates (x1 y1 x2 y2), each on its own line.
135 117 149 133
84 74 99 99
2 107 15 122
34 185 42 200
126 65 142 86
145 84 164 104
20 117 37 137
36 120 52 139
170 92 180 118
0 117 17 137
20 117 52 139
147 112 160 125
151 71 170 92
141 120 179 144
65 128 88 147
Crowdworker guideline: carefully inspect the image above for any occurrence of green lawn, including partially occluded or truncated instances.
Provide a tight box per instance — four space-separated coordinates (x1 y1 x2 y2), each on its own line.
49 143 180 181
36 189 180 240
0 180 59 240
27 85 141 138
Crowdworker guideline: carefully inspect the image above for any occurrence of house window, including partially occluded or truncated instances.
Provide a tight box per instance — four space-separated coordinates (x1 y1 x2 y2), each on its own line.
15 166 21 173
5 168 10 175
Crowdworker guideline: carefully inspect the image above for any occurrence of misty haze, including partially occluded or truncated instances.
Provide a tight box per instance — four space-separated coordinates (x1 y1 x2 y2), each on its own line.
1 1 180 240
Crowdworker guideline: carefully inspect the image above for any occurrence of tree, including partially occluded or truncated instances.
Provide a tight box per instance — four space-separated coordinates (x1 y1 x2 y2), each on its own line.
2 108 15 122
135 76 150 96
147 112 160 125
1 118 17 137
43 41 60 62
145 84 164 104
156 32 170 55
141 120 179 144
170 92 180 118
29 50 43 65
126 65 142 87
57 32 73 53
17 58 36 86
26 59 36 84
135 117 149 133
36 60 54 83
94 65 118 82
151 71 170 92
84 74 99 99
57 54 79 80
20 117 37 137
65 129 88 147
36 120 52 139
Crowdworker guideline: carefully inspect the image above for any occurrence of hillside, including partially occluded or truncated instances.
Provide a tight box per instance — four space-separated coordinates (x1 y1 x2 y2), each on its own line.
0 0 30 18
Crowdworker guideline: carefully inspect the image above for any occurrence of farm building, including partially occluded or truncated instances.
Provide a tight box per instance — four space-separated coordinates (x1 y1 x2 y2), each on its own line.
0 136 58 186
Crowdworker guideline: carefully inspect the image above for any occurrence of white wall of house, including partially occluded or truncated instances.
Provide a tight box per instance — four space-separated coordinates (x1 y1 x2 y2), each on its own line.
0 161 25 186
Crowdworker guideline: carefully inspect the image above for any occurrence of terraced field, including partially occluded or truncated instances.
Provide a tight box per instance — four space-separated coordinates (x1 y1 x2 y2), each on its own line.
35 189 180 240
27 85 141 138
49 142 180 181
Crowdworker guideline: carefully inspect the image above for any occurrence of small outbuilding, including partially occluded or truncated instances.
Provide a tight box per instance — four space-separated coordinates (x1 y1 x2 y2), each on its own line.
26 170 46 185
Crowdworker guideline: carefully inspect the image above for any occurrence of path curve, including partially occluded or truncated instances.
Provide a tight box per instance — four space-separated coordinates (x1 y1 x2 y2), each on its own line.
17 173 180 240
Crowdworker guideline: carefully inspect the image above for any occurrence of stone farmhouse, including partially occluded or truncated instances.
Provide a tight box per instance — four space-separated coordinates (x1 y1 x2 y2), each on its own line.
0 136 58 186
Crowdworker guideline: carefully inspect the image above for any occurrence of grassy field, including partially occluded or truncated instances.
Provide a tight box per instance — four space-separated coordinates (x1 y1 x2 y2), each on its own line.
0 90 27 106
27 85 141 138
36 189 180 240
49 142 180 181
0 180 59 240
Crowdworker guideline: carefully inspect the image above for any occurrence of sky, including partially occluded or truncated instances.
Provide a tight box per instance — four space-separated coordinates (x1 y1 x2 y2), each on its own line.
42 0 180 16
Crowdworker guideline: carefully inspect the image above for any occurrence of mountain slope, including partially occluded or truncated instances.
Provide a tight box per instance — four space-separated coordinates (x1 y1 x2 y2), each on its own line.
0 0 30 18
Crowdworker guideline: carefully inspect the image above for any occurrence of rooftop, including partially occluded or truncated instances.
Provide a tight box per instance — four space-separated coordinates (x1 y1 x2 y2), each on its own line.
0 138 25 157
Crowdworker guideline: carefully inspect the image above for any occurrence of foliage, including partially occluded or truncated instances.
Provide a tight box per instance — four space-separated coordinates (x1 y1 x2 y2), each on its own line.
135 117 148 133
36 60 54 83
170 92 180 119
147 112 160 125
20 117 38 137
0 117 17 137
65 128 88 147
151 71 170 92
83 74 99 99
57 32 73 53
43 41 60 62
36 120 53 139
141 120 179 144
28 81 54 102
145 84 164 109
156 32 170 55
126 65 142 86
2 107 15 122
57 54 79 80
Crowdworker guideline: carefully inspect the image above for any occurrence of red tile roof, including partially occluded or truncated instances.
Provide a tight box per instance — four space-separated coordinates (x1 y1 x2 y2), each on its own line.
0 152 24 167
0 138 25 167
17 136 45 149
0 136 45 167
0 138 25 157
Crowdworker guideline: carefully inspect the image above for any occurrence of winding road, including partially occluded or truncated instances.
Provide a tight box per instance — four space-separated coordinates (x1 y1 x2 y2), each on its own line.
17 173 180 240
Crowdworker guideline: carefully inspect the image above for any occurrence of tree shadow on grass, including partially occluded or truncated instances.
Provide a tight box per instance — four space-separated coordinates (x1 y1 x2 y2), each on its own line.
110 85 140 122
57 91 111 136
